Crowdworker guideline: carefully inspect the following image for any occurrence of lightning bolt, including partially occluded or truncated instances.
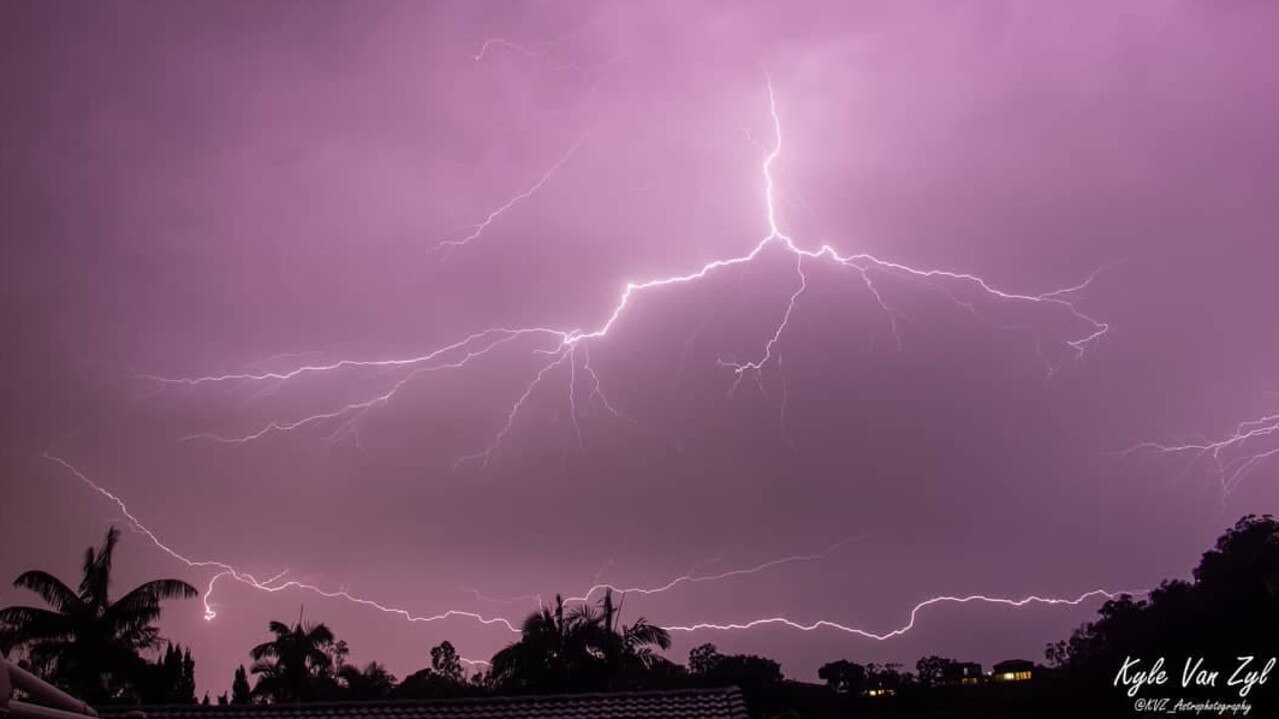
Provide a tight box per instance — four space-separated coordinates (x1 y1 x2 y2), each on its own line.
155 79 1108 467
562 537 859 605
556 538 1128 641
45 451 1127 651
432 139 583 253
43 452 520 633
173 330 537 444
665 589 1135 641
463 587 544 610
472 38 558 64
470 22 624 75
471 38 583 72
63 78 1126 654
1126 411 1279 495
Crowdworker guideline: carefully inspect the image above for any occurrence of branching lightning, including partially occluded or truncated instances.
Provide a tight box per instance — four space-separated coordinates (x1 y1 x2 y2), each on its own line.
471 38 583 73
432 139 583 253
155 79 1108 466
48 449 1125 654
561 537 858 605
1126 411 1279 495
665 589 1132 642
42 453 520 634
45 79 1127 659
470 23 625 75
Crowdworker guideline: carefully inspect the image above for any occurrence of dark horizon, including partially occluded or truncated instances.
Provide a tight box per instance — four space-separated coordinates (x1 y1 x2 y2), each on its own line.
3 0 1278 701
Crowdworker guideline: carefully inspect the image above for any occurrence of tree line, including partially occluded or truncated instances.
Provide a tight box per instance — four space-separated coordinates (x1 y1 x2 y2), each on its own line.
3 515 1277 716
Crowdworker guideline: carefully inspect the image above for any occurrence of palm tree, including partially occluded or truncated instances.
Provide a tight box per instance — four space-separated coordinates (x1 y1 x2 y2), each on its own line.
0 526 197 702
489 595 599 692
337 661 396 700
249 619 341 703
489 591 671 693
572 590 672 689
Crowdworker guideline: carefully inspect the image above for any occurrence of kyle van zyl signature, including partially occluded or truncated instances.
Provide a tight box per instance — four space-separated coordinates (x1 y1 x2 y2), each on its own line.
1116 656 1276 698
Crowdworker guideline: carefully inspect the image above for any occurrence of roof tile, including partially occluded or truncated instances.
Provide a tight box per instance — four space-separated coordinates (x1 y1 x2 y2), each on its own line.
99 688 748 719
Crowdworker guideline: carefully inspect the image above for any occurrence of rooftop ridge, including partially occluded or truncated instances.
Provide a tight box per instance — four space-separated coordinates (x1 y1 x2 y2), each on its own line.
96 686 749 719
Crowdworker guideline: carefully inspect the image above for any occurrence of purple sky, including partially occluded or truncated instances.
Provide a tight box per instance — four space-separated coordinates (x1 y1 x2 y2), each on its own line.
3 0 1279 698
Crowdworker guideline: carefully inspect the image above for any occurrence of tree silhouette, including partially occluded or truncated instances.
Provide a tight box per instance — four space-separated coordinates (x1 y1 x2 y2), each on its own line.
430 641 463 683
231 665 252 704
703 653 783 692
690 644 783 717
393 640 477 699
914 656 958 688
863 663 912 692
489 595 601 693
0 526 196 702
136 643 196 703
338 661 396 700
688 643 722 676
817 659 866 694
573 590 674 689
249 619 342 703
1048 513 1279 695
488 591 672 693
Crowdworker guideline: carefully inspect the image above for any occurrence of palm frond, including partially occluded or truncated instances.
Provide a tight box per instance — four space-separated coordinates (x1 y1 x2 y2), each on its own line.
80 546 96 596
567 603 600 626
629 647 663 670
129 578 198 602
80 526 120 606
304 622 335 645
105 604 164 632
250 659 279 676
522 608 556 635
624 618 671 649
106 579 196 627
0 606 73 645
116 623 162 651
250 641 280 660
0 605 70 628
13 571 81 613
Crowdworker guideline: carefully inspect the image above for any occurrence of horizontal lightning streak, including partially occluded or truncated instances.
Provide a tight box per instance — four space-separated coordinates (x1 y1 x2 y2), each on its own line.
471 38 583 72
144 328 563 386
46 451 1129 647
43 453 519 635
666 589 1129 641
182 332 536 444
1126 411 1279 494
472 38 556 63
471 27 624 75
562 537 858 605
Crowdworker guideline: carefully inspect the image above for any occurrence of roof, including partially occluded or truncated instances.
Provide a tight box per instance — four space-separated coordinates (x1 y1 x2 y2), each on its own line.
97 688 751 719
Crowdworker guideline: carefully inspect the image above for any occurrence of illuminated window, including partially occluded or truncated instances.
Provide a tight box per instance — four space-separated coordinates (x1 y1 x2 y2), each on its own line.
865 688 896 698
